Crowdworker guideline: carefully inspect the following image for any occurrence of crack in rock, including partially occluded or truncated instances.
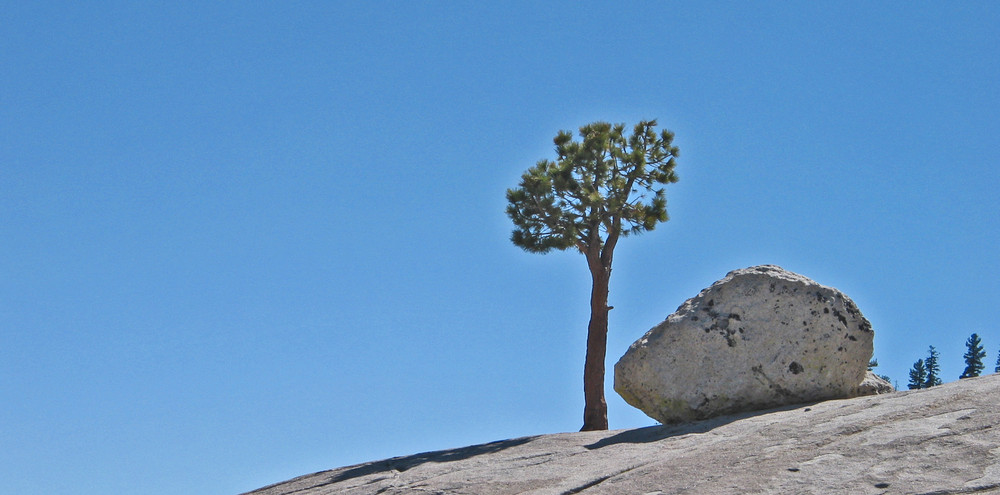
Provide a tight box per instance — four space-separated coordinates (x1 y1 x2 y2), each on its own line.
559 463 650 494
913 483 1000 495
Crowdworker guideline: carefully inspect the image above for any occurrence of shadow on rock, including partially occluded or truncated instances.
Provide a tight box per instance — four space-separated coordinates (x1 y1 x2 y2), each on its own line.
586 402 817 450
329 436 537 484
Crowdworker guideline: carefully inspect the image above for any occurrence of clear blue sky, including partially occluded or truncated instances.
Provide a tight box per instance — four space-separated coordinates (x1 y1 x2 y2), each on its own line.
2 2 998 493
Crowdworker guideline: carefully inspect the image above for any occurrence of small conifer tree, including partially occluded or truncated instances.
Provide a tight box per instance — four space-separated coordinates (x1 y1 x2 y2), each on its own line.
995 348 1000 374
506 120 679 431
908 359 926 390
960 333 986 379
924 345 942 388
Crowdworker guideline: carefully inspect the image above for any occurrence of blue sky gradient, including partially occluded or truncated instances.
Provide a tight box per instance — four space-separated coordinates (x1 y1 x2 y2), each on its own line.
3 2 999 494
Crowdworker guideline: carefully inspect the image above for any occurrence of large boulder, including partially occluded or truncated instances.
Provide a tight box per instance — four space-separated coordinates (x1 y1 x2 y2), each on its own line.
614 265 876 424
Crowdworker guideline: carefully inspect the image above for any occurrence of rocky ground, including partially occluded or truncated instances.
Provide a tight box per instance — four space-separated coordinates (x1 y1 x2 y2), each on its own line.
243 374 1000 495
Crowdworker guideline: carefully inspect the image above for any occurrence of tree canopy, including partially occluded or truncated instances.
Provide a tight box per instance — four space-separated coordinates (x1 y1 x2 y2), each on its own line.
506 120 678 257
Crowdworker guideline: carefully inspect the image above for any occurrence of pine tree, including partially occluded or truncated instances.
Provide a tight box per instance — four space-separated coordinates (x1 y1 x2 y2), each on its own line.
506 120 679 431
960 333 986 379
908 359 926 390
995 348 1000 374
924 345 942 387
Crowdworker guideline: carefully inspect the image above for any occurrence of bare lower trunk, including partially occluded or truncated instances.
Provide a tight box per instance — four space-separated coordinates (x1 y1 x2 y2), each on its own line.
581 262 611 431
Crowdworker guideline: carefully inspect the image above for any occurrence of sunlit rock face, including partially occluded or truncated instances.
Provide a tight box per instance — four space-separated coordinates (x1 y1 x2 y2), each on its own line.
615 265 875 424
244 376 1000 495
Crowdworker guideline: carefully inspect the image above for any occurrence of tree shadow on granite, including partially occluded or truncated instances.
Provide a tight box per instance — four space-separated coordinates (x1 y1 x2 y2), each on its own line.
327 435 537 484
586 402 818 450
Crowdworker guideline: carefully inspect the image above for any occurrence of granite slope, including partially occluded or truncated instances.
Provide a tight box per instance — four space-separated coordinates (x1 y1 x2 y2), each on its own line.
244 374 1000 495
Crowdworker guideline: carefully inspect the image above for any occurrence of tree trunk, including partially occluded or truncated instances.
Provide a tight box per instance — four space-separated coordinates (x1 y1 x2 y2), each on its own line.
581 259 611 431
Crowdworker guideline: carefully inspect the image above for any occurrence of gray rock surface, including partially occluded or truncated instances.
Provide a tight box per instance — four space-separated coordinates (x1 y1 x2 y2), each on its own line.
243 375 1000 495
615 265 875 424
858 370 895 396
